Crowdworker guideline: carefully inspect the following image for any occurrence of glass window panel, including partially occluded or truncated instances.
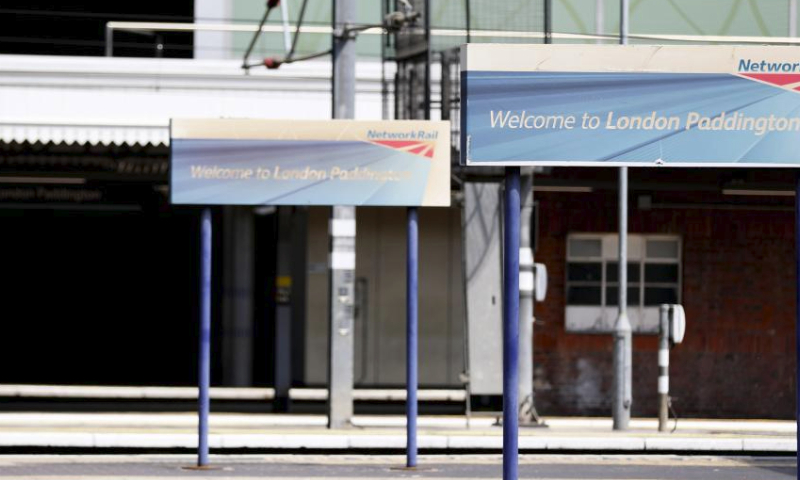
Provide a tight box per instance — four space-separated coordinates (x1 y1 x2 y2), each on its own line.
605 262 640 283
567 286 602 306
644 287 678 306
645 264 679 283
605 287 640 306
646 240 679 259
567 262 602 282
569 238 601 258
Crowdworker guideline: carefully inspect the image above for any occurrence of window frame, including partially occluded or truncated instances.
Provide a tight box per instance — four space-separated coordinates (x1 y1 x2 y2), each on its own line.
565 233 682 334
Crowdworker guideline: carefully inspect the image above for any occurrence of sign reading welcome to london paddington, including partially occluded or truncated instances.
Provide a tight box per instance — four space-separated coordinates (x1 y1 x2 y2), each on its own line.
170 118 451 206
460 44 800 167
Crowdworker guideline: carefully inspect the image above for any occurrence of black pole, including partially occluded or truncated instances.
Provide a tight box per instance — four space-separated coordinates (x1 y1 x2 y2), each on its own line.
544 0 552 44
424 0 431 120
465 0 472 43
795 172 799 478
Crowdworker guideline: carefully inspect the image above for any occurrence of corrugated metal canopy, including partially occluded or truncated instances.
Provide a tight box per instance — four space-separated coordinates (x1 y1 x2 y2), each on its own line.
0 121 168 147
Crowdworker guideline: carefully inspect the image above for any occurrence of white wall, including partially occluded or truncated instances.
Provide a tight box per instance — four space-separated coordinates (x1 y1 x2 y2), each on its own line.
0 55 391 145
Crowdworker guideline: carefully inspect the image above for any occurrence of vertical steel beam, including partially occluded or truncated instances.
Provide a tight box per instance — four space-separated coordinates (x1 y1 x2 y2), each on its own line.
221 207 254 387
406 207 419 468
613 0 632 432
424 0 431 120
105 25 114 57
544 0 552 44
595 0 605 44
279 0 292 53
503 167 521 480
328 0 357 430
328 208 356 429
274 207 293 412
197 208 212 467
332 0 356 120
791 0 797 37
620 0 629 45
613 167 632 431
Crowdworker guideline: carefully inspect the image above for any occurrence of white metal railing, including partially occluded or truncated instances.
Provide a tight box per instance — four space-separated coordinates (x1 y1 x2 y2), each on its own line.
105 20 800 57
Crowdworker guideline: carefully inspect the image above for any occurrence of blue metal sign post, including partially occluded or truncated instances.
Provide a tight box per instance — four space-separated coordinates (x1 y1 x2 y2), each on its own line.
198 208 212 467
462 42 800 480
171 118 451 470
406 207 419 468
502 168 521 480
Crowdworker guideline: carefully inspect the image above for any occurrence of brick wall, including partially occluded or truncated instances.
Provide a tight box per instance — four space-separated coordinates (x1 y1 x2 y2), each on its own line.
532 177 796 419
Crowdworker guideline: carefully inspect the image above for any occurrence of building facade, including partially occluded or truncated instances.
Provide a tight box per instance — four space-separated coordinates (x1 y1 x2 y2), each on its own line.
0 0 797 419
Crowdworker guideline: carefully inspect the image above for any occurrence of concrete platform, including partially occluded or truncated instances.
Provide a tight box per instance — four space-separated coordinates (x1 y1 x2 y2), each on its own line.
0 454 795 480
0 413 794 453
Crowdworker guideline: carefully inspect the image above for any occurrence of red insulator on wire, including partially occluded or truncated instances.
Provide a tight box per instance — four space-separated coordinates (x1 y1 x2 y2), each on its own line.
264 57 283 69
267 0 280 8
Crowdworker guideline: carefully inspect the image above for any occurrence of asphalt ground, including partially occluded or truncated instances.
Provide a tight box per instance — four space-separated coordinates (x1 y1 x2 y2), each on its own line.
0 454 795 480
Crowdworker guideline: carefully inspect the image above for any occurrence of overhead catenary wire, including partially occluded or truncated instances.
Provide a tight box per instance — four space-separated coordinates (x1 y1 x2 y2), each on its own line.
287 0 311 61
245 0 340 71
242 0 280 70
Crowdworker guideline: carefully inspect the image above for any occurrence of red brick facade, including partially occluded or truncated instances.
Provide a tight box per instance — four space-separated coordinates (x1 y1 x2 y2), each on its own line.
532 168 796 419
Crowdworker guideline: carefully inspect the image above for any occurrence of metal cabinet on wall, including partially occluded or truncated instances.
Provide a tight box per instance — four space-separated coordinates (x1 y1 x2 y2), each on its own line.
303 206 465 387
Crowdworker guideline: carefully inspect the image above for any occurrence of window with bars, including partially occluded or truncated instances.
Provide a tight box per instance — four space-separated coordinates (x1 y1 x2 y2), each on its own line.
565 234 681 333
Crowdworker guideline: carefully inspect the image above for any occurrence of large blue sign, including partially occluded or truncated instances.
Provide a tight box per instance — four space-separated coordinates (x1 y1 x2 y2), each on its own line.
461 44 800 167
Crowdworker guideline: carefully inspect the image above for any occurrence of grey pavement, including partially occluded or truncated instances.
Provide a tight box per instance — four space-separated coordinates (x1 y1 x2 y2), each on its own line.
0 454 795 479
0 413 794 453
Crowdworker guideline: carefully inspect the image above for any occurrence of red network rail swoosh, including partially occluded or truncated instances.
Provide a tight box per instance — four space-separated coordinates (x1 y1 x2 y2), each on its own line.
371 140 435 158
740 73 800 91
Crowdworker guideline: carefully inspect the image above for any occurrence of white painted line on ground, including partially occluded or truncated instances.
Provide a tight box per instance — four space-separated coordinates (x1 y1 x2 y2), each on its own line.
0 432 793 452
742 438 797 452
0 432 94 448
645 437 743 452
348 435 406 449
517 436 548 450
446 435 504 449
546 437 646 451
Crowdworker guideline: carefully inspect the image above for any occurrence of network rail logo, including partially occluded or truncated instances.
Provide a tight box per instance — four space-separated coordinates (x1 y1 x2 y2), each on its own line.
366 129 439 159
738 59 800 92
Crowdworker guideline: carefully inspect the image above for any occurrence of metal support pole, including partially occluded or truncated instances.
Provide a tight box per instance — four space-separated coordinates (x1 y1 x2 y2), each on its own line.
198 208 212 467
105 24 113 57
613 167 632 431
465 0 472 43
424 0 431 120
279 0 292 53
406 207 419 468
328 0 357 430
794 173 799 475
613 0 632 433
544 0 552 44
518 175 535 424
658 305 670 432
221 207 254 387
274 207 293 412
620 0 629 45
503 167 521 480
791 0 798 37
595 0 605 44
